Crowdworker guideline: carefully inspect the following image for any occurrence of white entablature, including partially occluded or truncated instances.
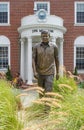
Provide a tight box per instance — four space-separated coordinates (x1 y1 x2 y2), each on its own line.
18 9 66 35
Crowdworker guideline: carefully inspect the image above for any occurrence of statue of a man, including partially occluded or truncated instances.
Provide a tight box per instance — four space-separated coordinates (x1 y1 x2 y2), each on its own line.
32 30 59 92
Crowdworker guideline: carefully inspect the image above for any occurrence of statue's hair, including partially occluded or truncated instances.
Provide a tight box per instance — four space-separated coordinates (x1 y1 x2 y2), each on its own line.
41 30 50 37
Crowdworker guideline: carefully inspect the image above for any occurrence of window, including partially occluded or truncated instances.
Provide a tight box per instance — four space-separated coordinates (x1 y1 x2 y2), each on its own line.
0 2 10 25
34 2 50 14
75 2 84 24
74 36 84 73
76 47 84 70
0 36 10 71
0 47 8 69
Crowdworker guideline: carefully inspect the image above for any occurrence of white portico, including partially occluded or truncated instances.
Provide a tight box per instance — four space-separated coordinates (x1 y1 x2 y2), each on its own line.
18 10 67 84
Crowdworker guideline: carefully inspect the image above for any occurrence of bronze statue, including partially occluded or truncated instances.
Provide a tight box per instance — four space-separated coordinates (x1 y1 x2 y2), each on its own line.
32 30 59 92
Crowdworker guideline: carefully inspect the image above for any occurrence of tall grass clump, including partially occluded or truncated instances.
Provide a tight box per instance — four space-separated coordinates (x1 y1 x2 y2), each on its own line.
58 89 84 130
20 85 84 130
0 79 23 130
52 71 84 130
53 75 77 95
20 86 64 130
18 71 84 130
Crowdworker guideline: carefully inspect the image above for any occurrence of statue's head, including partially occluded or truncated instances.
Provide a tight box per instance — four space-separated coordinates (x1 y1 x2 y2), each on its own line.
41 30 50 43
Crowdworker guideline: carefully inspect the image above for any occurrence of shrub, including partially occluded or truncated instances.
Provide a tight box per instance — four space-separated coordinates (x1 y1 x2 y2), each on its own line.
6 65 13 81
78 82 84 89
73 66 78 75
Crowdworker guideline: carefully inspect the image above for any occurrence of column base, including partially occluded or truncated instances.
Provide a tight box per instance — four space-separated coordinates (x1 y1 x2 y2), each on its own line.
27 81 33 86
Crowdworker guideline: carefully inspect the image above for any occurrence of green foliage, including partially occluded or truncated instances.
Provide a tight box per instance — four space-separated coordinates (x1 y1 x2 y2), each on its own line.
73 66 78 75
6 65 13 81
51 76 84 130
22 85 84 130
14 71 84 130
60 89 84 130
0 79 23 130
53 76 77 95
78 82 84 89
26 104 47 121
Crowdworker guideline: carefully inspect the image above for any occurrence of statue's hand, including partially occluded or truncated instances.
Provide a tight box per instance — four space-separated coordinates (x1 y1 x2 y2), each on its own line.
56 73 59 80
34 72 38 79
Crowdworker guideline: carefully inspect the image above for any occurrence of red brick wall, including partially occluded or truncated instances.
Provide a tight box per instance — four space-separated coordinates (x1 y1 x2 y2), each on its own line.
0 0 84 77
0 0 34 76
10 0 34 76
50 0 84 74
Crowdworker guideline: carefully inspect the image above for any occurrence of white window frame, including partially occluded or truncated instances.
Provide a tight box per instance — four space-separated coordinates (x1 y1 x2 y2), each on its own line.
74 36 84 73
0 2 10 26
34 1 50 14
74 1 84 26
0 36 10 71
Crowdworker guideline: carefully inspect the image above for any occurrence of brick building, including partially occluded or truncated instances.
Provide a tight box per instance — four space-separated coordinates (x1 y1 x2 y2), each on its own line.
0 0 84 83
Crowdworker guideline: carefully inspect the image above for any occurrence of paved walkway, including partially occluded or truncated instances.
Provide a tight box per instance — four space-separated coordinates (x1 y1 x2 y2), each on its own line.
12 86 39 108
20 89 39 108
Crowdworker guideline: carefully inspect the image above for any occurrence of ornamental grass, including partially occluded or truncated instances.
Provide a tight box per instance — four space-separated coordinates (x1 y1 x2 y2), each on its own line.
1 72 82 130
22 72 84 130
0 79 23 130
59 89 84 130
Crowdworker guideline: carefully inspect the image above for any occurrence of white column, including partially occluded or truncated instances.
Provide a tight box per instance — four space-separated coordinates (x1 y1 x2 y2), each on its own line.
56 37 64 76
52 37 56 45
27 37 33 85
59 38 64 76
20 38 25 81
52 37 56 76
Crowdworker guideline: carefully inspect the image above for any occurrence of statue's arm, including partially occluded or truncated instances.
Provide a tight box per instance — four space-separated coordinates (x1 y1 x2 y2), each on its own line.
54 46 59 79
32 47 38 79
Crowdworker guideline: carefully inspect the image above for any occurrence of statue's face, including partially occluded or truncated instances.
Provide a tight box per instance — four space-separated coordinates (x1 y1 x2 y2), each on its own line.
41 33 50 43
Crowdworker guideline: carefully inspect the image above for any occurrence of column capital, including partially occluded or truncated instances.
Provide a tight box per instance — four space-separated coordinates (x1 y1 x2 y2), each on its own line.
20 37 27 43
51 37 56 43
27 36 32 40
56 37 64 44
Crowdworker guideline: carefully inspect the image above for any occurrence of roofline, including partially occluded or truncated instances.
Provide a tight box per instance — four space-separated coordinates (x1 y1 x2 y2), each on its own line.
18 24 67 34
